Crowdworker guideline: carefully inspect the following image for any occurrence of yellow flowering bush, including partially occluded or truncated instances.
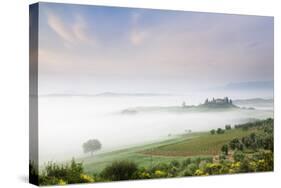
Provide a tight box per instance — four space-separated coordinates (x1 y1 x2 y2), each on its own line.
154 170 167 178
80 174 95 183
229 162 240 173
257 159 266 171
194 169 206 176
204 163 223 175
58 179 66 185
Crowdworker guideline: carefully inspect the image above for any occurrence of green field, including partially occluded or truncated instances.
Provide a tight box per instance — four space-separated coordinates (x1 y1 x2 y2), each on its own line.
141 129 258 157
80 128 260 174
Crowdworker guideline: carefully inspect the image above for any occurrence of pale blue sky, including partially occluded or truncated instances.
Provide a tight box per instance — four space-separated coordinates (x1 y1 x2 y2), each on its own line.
37 2 274 95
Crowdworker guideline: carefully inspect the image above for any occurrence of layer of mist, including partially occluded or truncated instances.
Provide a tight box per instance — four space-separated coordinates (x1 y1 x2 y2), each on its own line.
38 94 273 164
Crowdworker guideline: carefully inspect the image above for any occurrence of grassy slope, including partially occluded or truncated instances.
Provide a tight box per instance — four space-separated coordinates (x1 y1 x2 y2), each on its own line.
141 129 257 156
81 128 260 174
80 136 192 174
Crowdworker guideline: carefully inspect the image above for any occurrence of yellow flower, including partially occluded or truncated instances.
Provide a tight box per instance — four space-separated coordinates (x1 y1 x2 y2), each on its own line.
141 172 150 178
154 170 166 177
58 179 66 185
194 169 205 176
80 174 95 183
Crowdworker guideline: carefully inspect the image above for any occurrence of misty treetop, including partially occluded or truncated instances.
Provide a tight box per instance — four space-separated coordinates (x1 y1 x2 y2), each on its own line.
83 139 102 156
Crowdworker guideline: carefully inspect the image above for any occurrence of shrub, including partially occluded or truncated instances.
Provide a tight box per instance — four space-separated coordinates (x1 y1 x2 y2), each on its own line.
233 151 245 162
154 170 167 178
101 160 138 181
221 144 229 155
80 174 95 183
262 135 274 151
58 179 67 185
183 163 198 176
150 163 169 172
169 160 181 168
191 157 202 166
229 162 241 173
39 159 90 185
216 128 225 134
182 158 192 168
204 163 223 175
225 125 231 130
229 138 242 150
252 151 273 171
239 158 254 173
194 169 205 176
168 166 179 177
136 167 151 179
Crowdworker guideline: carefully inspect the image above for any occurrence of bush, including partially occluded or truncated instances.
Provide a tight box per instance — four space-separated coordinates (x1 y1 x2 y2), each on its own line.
191 157 202 166
239 158 254 173
233 150 245 162
136 167 151 179
221 144 229 155
154 170 167 178
182 158 192 168
225 125 231 130
39 159 93 186
229 138 241 150
101 160 138 181
183 163 198 176
216 128 225 134
204 163 223 175
150 163 169 172
210 129 216 135
169 160 181 168
252 151 273 171
194 169 205 176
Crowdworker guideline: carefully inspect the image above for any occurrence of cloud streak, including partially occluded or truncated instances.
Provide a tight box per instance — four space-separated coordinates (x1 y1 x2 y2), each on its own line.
47 11 94 46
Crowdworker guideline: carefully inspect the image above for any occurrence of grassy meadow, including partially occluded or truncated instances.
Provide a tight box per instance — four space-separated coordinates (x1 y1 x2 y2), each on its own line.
80 124 263 174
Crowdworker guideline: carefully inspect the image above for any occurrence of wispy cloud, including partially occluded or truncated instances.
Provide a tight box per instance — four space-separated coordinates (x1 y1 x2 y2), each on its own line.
130 30 148 46
129 12 149 46
47 11 94 46
47 13 73 43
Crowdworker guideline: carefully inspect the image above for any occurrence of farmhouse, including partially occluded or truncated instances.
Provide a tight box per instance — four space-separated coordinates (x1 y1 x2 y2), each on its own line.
204 97 233 105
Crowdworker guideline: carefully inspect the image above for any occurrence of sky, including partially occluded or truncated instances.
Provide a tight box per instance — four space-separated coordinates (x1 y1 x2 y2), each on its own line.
36 2 274 95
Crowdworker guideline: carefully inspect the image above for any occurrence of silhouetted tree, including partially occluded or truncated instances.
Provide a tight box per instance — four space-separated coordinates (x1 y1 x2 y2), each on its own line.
83 139 102 156
225 125 231 130
216 128 225 134
221 144 228 155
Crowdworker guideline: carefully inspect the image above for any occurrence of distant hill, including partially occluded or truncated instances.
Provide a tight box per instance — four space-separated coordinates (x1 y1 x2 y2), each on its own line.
95 92 172 97
233 98 273 104
40 92 171 97
233 98 273 110
219 81 273 91
122 97 239 114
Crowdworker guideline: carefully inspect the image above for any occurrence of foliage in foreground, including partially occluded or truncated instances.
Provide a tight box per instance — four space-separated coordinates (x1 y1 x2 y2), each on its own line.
37 150 273 185
37 118 273 185
39 159 94 186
